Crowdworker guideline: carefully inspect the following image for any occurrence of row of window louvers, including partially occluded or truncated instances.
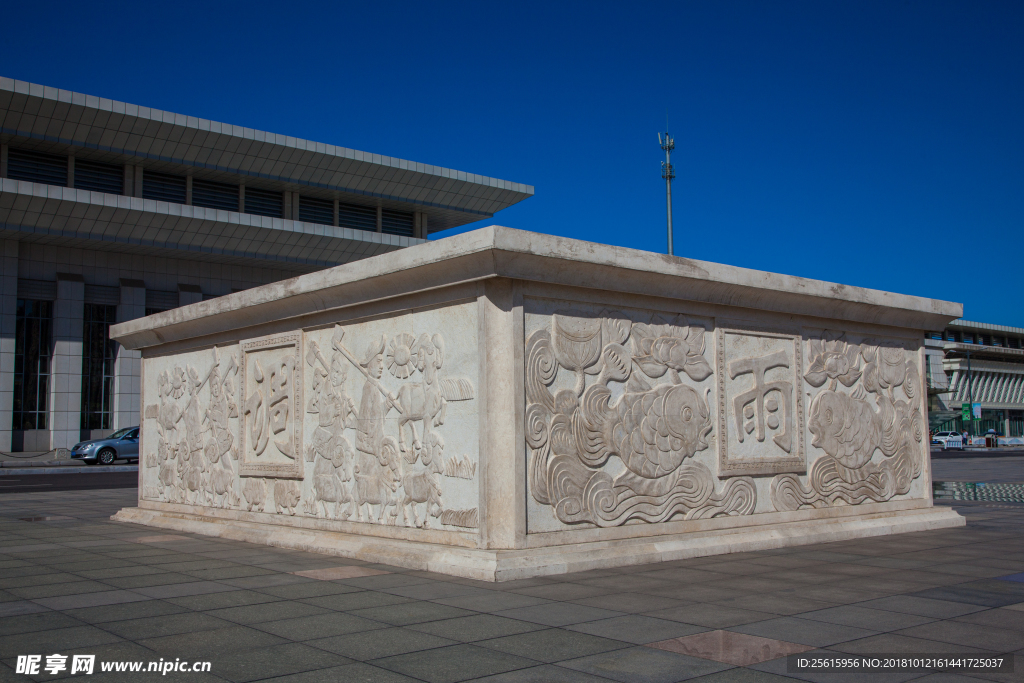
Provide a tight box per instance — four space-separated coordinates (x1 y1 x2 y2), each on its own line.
929 330 1024 349
18 279 187 310
949 370 1024 404
5 148 415 237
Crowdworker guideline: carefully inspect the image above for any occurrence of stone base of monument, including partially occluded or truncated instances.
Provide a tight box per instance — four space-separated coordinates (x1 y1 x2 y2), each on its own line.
113 502 962 581
109 227 965 582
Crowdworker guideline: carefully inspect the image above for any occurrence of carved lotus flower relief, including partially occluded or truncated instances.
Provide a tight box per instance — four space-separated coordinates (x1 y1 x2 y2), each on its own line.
804 333 861 390
631 320 712 382
861 342 912 395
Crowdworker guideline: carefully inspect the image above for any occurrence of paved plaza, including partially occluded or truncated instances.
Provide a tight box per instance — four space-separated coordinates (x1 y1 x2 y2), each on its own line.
1 469 1023 683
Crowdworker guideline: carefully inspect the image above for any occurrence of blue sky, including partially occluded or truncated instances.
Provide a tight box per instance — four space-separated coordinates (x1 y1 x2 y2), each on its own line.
3 1 1021 325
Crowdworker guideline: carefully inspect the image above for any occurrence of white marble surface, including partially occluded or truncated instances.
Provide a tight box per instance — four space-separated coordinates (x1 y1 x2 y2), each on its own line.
114 227 963 579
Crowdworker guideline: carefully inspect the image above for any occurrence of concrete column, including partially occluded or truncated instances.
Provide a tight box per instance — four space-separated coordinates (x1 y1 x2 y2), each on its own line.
1 144 9 178
283 192 292 220
376 203 382 233
186 176 193 205
123 165 134 197
238 185 245 213
333 199 339 227
134 166 144 198
421 213 428 238
293 193 301 221
67 156 75 189
50 273 85 449
0 240 18 451
414 212 421 238
113 279 145 430
178 283 203 307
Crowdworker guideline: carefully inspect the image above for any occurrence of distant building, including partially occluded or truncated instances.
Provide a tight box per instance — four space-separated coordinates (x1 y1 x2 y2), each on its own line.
0 78 532 452
925 319 1024 436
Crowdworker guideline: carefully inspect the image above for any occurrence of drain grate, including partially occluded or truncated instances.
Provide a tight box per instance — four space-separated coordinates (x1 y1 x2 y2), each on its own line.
934 481 1024 503
18 515 74 522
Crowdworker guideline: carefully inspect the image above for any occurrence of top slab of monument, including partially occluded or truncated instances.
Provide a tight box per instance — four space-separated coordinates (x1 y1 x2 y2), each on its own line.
110 226 962 350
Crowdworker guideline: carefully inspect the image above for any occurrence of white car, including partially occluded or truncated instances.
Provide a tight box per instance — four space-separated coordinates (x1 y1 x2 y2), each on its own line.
931 431 964 450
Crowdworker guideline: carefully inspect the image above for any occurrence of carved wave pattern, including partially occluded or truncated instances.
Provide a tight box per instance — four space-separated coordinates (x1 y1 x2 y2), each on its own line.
526 311 756 527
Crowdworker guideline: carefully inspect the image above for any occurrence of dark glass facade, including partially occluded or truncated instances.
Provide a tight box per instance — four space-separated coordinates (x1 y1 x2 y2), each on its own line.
80 304 117 431
13 299 53 430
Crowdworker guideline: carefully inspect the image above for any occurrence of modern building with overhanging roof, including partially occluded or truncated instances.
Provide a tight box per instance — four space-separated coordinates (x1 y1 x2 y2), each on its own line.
0 77 533 452
924 319 1024 437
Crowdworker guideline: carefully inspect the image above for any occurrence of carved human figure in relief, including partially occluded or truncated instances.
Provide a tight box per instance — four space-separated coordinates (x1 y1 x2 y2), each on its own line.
352 336 399 522
728 350 794 453
305 340 357 519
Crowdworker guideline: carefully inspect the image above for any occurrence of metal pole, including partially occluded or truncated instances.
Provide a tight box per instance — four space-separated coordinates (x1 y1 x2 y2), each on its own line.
967 349 973 439
659 133 675 256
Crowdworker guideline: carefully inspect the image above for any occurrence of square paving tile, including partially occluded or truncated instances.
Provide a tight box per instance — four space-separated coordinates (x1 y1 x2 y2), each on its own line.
954 606 1024 632
572 592 688 614
857 595 988 619
729 617 878 648
465 663 623 682
495 603 625 628
478 628 630 663
349 601 475 626
213 641 354 682
797 605 935 631
63 599 187 623
894 620 1024 652
649 629 813 666
646 603 775 629
167 589 282 610
373 642 539 683
383 582 496 601
206 599 331 625
292 566 390 581
259 581 363 600
567 614 708 644
511 583 618 601
103 611 235 639
0 610 83 636
256 611 390 640
308 626 458 660
408 614 547 643
908 586 1023 608
560 645 731 683
433 591 551 613
712 593 836 616
137 624 288 657
0 624 122 658
301 590 414 612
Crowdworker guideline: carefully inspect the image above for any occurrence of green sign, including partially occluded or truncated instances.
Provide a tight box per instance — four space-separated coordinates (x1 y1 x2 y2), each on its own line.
962 404 971 421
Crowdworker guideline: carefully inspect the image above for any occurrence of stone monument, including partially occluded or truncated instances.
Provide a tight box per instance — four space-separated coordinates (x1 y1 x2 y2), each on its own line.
111 227 964 580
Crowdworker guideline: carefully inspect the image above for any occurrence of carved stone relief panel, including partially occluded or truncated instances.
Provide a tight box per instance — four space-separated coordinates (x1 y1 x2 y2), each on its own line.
716 328 805 477
239 333 303 479
300 300 480 529
141 345 241 507
771 331 926 511
525 298 757 534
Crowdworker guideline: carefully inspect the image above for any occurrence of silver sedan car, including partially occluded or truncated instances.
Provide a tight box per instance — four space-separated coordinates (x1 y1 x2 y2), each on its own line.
70 427 140 465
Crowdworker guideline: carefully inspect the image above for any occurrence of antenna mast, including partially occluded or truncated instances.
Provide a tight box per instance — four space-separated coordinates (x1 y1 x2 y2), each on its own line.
659 131 675 256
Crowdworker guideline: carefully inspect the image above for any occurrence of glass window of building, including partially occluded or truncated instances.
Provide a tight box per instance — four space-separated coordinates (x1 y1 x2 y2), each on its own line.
13 300 53 430
81 304 118 431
